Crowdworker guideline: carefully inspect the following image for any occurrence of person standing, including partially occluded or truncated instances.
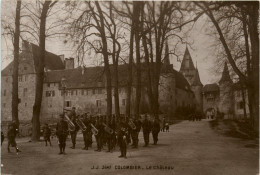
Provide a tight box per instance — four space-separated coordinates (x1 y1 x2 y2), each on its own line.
94 116 102 152
142 114 151 147
82 114 92 150
43 123 52 146
152 118 160 145
56 114 68 155
70 115 79 149
7 123 21 154
118 118 128 158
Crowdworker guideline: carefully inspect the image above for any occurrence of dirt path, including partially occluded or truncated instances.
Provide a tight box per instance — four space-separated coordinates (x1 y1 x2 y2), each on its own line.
1 120 258 175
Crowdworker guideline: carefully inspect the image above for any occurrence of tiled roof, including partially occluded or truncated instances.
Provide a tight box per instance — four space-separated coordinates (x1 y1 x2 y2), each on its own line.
45 63 192 91
191 69 203 86
180 46 196 71
203 83 219 92
2 41 64 76
31 43 64 70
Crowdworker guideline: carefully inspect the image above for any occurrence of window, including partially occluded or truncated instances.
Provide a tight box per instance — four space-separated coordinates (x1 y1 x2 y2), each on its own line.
66 90 71 96
98 88 102 94
96 100 101 107
46 90 55 97
81 89 84 95
65 101 71 107
122 99 126 106
24 75 28 81
18 76 23 82
71 90 74 95
85 90 88 95
3 90 6 96
93 89 96 95
75 90 78 96
47 83 50 87
87 89 91 95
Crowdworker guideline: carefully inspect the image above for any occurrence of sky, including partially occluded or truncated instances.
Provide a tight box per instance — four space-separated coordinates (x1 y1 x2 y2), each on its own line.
1 1 222 85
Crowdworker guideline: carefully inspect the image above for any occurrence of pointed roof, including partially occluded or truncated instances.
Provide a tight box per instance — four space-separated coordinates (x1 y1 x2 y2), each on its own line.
180 46 196 71
219 62 232 83
192 69 203 86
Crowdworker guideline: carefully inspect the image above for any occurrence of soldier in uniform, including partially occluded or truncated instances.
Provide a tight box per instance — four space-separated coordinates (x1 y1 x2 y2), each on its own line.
7 123 21 153
117 118 128 158
131 116 142 148
94 116 102 152
125 117 132 145
110 115 117 150
142 114 151 147
70 115 79 149
82 114 92 150
56 114 68 154
152 118 160 145
43 123 52 146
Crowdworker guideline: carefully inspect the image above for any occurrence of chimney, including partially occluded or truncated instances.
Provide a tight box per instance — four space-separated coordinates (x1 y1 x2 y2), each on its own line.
22 40 31 52
64 57 74 69
59 54 65 63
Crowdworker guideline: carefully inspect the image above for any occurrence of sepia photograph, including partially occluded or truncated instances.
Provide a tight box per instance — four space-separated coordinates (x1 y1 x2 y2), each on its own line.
1 1 259 175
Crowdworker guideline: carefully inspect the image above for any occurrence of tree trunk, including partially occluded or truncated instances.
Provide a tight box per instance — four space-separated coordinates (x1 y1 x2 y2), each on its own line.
12 0 21 128
112 55 120 117
134 2 142 117
95 2 113 118
32 1 51 141
126 23 134 118
248 3 259 131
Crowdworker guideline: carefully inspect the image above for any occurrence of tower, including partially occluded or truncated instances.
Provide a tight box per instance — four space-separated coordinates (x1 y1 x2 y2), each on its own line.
179 46 197 84
180 46 203 112
191 68 203 112
218 62 233 119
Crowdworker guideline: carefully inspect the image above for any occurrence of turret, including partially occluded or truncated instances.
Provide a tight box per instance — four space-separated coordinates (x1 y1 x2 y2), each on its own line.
218 62 233 119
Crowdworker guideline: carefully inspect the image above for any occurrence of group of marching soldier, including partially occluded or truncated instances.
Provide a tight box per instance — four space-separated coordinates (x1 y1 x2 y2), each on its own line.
55 107 161 158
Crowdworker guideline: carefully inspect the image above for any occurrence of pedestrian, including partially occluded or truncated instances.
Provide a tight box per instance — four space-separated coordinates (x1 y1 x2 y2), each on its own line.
161 117 166 132
70 115 79 149
7 123 21 153
94 116 103 152
118 118 128 158
43 123 52 146
56 114 68 155
82 114 92 150
1 131 5 146
142 114 152 147
152 118 160 145
165 122 169 132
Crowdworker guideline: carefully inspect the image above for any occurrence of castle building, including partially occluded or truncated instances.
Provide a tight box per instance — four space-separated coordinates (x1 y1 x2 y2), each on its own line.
1 41 195 123
202 63 250 119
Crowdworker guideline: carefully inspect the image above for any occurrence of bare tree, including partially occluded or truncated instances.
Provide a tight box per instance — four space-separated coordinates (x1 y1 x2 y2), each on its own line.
195 2 259 130
32 0 57 141
11 0 22 127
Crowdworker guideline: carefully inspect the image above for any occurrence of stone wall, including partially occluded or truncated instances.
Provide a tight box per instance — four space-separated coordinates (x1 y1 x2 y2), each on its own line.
1 74 36 121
